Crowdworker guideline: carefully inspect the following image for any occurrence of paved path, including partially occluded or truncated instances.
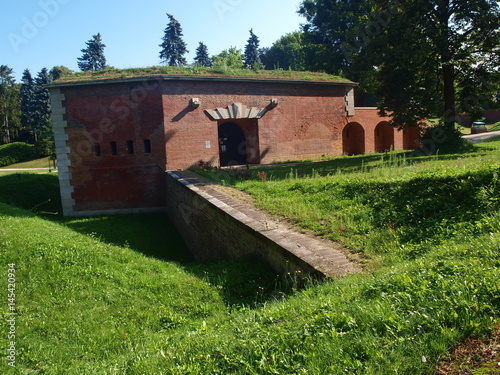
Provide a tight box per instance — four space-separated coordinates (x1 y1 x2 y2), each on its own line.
463 131 500 144
0 168 55 171
174 170 362 279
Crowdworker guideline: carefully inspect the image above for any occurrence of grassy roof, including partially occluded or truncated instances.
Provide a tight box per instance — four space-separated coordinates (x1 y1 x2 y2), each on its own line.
53 66 353 84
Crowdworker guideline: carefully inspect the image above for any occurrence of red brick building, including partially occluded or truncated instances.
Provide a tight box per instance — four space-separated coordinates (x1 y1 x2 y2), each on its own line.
49 75 420 216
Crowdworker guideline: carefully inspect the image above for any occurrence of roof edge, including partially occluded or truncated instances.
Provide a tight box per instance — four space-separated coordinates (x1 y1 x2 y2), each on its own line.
47 75 358 88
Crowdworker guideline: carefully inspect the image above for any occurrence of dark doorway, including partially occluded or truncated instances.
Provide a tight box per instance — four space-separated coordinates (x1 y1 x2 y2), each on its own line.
374 122 395 153
219 122 247 166
343 122 365 155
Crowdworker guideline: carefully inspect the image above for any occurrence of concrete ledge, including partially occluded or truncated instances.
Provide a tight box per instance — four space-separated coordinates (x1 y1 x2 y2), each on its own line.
65 207 166 218
165 171 359 278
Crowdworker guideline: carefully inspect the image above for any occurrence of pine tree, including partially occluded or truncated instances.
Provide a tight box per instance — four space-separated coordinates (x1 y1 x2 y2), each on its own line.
77 33 107 72
33 68 52 142
244 29 263 69
194 42 212 67
159 14 188 66
20 69 36 138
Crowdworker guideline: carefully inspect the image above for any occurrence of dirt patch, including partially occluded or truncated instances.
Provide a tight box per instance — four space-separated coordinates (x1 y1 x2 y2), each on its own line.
436 324 500 374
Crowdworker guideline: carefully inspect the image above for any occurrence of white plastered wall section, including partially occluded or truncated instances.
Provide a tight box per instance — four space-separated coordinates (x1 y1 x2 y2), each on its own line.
49 88 75 216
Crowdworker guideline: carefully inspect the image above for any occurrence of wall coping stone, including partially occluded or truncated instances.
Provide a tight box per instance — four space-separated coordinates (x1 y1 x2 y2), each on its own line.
166 170 362 279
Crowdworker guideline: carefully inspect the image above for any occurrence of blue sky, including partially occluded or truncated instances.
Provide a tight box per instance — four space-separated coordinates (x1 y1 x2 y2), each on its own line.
2 0 305 81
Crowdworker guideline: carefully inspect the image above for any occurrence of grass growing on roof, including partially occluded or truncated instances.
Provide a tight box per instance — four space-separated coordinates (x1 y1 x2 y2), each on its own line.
51 66 350 84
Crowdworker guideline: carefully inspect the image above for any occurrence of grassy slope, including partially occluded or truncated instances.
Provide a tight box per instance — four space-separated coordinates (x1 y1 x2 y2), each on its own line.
0 157 55 170
0 140 500 373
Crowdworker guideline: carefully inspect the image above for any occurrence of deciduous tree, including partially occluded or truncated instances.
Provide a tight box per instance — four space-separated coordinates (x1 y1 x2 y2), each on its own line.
300 0 500 137
212 47 244 69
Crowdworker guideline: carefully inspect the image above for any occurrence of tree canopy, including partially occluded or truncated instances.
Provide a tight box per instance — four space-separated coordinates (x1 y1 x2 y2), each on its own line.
300 0 500 132
77 33 107 72
0 66 20 144
212 47 244 69
32 68 52 142
159 14 188 66
20 69 36 139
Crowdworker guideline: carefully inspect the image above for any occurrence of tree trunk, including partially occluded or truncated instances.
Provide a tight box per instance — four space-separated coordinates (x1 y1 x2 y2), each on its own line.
442 62 456 131
4 113 11 144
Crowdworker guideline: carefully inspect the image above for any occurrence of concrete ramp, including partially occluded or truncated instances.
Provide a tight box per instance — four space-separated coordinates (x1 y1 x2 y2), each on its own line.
166 171 361 279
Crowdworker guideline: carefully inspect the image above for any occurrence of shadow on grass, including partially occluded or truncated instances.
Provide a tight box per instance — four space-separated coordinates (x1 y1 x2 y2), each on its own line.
0 173 61 214
63 213 301 306
182 255 299 307
59 213 195 263
198 149 489 184
0 172 297 307
58 215 299 307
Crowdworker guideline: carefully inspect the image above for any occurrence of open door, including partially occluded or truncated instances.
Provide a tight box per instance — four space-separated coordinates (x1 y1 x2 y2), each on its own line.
218 122 247 166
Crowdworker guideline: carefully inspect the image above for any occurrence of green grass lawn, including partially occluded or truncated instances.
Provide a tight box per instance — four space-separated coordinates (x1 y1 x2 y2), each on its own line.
1 139 500 374
0 157 57 178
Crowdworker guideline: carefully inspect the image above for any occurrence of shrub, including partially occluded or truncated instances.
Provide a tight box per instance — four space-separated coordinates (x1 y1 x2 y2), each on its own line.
33 136 55 157
0 142 36 167
418 123 473 155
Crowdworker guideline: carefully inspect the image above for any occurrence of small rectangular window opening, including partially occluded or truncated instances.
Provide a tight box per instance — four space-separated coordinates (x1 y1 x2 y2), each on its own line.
94 143 101 157
126 140 134 155
144 139 152 154
110 141 118 155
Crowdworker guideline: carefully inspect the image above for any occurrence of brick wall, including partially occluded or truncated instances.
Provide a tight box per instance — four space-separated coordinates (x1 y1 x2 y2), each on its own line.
165 172 323 277
51 77 420 216
57 79 167 214
161 80 348 169
347 107 420 155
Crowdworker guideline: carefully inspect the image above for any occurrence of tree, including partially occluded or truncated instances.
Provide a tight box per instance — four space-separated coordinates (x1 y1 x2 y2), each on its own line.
20 69 36 139
299 0 373 74
77 33 107 72
32 68 52 143
299 0 383 105
261 32 312 71
194 42 212 67
212 47 244 69
0 66 20 144
159 14 188 66
49 66 73 81
375 0 499 130
300 0 500 136
244 29 263 69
